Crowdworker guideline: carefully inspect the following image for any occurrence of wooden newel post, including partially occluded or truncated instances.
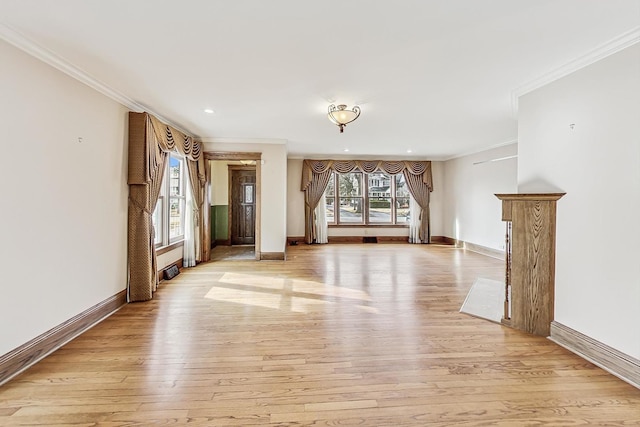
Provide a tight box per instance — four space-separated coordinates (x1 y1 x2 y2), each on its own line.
495 193 565 337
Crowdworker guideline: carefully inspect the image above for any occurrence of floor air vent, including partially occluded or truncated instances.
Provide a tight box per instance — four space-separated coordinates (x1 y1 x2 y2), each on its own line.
363 237 378 243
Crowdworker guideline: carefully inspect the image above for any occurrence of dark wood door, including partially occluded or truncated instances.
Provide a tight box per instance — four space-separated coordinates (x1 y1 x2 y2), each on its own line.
230 169 256 245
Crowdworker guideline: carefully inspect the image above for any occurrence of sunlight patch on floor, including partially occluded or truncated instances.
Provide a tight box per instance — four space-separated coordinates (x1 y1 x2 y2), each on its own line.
204 285 282 310
204 272 375 314
219 272 286 290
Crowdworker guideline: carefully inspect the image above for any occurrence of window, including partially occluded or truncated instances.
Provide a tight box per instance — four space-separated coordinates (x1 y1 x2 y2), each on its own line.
338 172 363 223
325 170 409 226
395 174 410 224
325 175 335 223
368 172 391 223
153 154 186 247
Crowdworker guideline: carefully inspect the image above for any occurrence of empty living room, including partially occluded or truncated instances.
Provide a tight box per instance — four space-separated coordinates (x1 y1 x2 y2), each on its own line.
1 1 639 425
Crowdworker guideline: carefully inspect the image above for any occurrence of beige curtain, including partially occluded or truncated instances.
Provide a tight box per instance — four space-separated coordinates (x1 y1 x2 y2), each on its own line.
128 112 205 302
403 170 431 243
301 161 334 244
301 159 433 244
186 156 206 261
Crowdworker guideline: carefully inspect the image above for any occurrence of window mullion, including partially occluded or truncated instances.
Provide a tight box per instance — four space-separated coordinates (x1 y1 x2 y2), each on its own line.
391 174 397 225
331 172 340 225
363 171 369 225
163 165 169 246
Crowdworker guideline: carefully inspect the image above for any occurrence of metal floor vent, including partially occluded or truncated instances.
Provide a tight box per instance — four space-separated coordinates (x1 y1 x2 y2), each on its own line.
363 237 378 243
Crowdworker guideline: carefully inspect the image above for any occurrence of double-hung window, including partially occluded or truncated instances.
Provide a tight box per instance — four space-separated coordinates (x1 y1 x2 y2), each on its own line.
325 171 410 226
152 154 186 247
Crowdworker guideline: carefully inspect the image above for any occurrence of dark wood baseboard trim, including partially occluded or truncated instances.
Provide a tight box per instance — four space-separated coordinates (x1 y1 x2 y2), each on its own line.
215 239 231 246
327 236 362 243
377 236 409 242
260 252 286 260
431 236 456 245
327 236 409 243
298 235 459 246
550 321 640 389
327 225 409 229
0 290 127 386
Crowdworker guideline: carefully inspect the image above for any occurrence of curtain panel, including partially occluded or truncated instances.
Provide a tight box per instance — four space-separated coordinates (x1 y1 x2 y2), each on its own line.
300 159 433 244
127 112 206 302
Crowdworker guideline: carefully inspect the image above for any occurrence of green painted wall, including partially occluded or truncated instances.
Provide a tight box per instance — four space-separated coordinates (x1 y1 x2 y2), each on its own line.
210 207 216 244
211 205 229 241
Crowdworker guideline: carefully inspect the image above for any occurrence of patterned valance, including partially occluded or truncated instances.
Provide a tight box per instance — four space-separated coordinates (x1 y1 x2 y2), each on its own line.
128 113 205 186
301 160 432 192
148 115 203 161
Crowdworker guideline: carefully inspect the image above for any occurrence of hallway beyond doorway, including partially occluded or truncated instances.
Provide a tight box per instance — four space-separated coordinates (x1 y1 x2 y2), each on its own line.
210 245 255 261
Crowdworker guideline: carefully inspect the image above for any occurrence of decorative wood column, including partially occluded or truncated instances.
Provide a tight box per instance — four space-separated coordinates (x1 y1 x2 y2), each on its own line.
495 193 565 337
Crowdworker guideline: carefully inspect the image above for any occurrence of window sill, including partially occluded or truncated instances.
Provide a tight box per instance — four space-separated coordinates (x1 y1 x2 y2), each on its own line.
156 240 184 255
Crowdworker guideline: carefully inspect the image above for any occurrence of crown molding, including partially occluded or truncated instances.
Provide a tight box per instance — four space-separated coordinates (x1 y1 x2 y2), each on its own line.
443 139 518 162
0 23 145 111
0 23 196 138
200 137 288 145
511 26 640 115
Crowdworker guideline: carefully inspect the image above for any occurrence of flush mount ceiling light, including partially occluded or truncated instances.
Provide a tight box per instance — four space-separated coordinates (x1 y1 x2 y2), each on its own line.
328 104 361 133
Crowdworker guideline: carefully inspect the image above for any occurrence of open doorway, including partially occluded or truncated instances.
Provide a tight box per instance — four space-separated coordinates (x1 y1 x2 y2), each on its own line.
205 152 261 261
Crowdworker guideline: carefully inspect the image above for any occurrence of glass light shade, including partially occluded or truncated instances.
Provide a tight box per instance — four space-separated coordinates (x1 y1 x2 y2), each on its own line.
327 104 361 133
329 109 357 124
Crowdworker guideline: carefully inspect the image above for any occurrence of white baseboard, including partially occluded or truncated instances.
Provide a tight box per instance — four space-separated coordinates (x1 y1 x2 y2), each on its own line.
549 321 640 389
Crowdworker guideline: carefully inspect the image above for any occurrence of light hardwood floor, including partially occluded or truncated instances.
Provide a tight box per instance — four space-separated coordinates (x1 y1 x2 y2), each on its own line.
1 244 639 426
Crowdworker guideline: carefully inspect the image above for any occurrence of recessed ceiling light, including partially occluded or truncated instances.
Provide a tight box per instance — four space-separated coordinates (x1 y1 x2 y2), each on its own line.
343 148 350 152
204 109 214 114
407 149 413 153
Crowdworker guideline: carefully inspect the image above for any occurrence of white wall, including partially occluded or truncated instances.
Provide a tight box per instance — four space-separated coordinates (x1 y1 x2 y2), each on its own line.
157 248 183 271
203 141 288 254
286 159 444 239
0 40 129 356
287 159 305 237
442 143 518 249
210 161 230 206
429 161 444 237
518 44 640 358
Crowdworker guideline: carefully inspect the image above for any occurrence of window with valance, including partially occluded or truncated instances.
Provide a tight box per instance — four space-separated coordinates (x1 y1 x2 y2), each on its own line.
127 112 206 302
300 160 433 244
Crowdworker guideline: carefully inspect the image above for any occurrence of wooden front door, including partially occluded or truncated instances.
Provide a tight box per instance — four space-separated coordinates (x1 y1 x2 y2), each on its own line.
230 168 256 245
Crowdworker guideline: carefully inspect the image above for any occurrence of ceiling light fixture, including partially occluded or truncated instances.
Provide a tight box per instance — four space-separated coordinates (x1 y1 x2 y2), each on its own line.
204 109 214 114
328 104 361 133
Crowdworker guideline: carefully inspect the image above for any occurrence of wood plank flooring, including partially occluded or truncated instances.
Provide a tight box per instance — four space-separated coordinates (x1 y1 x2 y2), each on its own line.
1 243 639 426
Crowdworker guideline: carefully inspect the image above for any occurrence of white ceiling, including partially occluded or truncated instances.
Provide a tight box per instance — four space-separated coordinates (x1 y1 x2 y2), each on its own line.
1 0 639 159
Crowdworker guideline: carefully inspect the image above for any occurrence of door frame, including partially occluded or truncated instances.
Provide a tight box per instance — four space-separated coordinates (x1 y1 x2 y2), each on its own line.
228 165 257 247
203 151 262 261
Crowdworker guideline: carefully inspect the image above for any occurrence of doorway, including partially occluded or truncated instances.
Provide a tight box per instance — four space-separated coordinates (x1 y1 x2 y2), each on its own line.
229 167 256 246
204 152 262 262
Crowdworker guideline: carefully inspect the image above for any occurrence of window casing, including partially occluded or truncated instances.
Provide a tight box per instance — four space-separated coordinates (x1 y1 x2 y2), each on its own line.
153 154 186 247
325 171 410 226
